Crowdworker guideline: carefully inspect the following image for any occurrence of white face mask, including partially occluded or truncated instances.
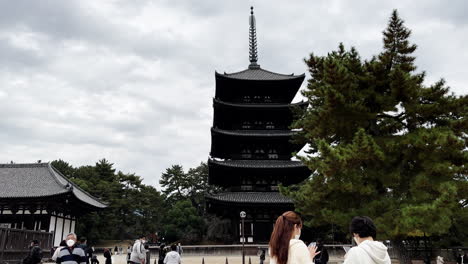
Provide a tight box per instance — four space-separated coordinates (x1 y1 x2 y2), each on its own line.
66 239 75 247
141 240 145 244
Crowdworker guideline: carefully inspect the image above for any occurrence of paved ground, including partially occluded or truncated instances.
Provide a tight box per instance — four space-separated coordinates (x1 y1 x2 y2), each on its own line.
94 253 345 264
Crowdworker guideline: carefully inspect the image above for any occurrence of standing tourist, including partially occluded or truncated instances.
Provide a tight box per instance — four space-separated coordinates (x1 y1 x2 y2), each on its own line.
56 233 87 264
313 239 329 264
127 245 132 262
343 216 391 264
269 211 319 264
52 241 67 261
22 240 43 264
104 249 112 264
77 238 91 264
163 245 181 264
259 249 266 264
158 244 167 264
437 256 445 264
130 235 147 264
176 243 183 256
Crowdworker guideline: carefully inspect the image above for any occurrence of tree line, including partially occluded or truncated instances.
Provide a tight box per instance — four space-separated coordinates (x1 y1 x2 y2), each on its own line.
51 159 221 244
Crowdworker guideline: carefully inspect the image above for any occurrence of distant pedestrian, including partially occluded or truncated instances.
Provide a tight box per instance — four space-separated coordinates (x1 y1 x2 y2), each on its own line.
158 244 166 264
91 255 99 264
114 246 118 255
127 245 132 261
269 211 320 264
343 216 391 264
104 248 112 264
176 243 183 256
163 245 181 264
78 238 91 264
437 256 445 264
464 253 468 264
22 240 43 264
259 249 265 264
52 240 67 261
313 239 329 264
130 235 147 264
56 233 86 264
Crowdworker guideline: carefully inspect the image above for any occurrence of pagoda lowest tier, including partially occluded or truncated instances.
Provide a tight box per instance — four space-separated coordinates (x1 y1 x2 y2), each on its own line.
208 159 310 189
213 98 308 130
210 128 304 160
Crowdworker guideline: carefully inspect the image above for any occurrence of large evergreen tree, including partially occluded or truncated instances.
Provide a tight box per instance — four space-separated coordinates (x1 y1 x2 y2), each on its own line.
285 9 468 254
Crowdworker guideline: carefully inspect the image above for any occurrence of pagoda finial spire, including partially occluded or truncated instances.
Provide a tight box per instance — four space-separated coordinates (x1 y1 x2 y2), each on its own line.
249 6 260 69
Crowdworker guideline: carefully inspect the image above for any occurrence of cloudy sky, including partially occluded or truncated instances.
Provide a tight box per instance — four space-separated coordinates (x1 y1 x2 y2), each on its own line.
1 0 467 188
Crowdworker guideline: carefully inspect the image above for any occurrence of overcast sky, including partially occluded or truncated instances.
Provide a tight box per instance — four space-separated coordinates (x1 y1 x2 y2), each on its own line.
1 0 467 188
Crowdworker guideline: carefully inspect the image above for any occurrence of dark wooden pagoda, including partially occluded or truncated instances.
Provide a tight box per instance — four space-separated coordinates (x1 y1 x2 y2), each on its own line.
0 162 107 246
206 7 310 243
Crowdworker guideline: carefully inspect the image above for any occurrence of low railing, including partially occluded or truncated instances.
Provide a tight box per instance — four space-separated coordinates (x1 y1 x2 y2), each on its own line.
0 228 53 264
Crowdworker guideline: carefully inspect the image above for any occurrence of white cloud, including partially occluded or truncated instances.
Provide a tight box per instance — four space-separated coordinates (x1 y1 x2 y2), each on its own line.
0 0 466 189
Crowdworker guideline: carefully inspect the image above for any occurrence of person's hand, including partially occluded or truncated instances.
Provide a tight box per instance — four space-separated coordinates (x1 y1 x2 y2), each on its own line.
308 245 320 259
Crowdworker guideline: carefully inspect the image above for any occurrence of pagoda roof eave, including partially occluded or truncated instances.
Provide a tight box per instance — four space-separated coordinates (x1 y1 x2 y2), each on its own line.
215 69 305 81
211 128 296 137
208 159 308 169
206 192 294 205
213 98 308 109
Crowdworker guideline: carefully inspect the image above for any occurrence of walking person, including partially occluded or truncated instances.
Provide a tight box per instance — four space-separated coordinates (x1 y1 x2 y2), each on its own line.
343 216 391 264
269 211 320 264
77 238 91 264
22 240 43 264
313 239 329 264
163 245 181 264
56 233 87 264
130 235 147 264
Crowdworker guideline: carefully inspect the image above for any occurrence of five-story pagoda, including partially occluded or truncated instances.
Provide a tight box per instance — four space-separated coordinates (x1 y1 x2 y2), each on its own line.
206 7 310 243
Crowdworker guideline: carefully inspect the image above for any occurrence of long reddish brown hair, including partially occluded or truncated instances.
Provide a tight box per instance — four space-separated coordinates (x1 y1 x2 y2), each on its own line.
269 211 302 264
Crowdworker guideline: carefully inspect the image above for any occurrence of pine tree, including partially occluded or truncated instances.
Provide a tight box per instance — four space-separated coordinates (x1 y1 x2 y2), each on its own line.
286 10 468 254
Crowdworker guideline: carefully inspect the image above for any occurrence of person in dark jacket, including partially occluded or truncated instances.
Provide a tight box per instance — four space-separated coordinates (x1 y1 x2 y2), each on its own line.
104 248 112 264
23 240 43 264
158 244 166 264
77 238 92 264
313 238 329 264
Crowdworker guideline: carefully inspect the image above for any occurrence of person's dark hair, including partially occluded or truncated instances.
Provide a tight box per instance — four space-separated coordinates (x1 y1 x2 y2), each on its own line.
350 216 377 239
139 234 146 239
80 237 87 243
31 239 39 245
317 238 323 245
59 240 67 247
269 211 302 264
171 244 177 251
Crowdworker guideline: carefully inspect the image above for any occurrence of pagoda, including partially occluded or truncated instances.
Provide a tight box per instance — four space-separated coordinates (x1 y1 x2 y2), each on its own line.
206 7 310 243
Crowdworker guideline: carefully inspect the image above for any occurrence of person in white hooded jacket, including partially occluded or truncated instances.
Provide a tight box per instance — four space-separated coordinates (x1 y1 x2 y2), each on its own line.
343 216 391 264
269 211 319 264
164 245 181 264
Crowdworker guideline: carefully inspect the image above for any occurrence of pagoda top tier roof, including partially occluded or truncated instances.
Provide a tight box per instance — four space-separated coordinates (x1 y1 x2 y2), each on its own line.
208 159 307 169
207 191 293 204
0 163 107 209
216 68 305 81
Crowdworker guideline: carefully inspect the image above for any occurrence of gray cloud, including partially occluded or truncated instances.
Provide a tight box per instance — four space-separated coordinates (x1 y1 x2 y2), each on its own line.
0 0 466 188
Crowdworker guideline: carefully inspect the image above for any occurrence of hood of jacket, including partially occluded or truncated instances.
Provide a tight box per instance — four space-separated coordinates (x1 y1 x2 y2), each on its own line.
358 240 390 264
167 251 179 259
289 239 303 249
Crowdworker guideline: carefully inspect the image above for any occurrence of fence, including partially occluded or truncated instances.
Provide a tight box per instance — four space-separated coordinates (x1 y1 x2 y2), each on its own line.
0 228 53 264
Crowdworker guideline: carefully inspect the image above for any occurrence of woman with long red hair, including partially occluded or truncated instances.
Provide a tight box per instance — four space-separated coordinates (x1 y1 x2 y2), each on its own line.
269 211 319 264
